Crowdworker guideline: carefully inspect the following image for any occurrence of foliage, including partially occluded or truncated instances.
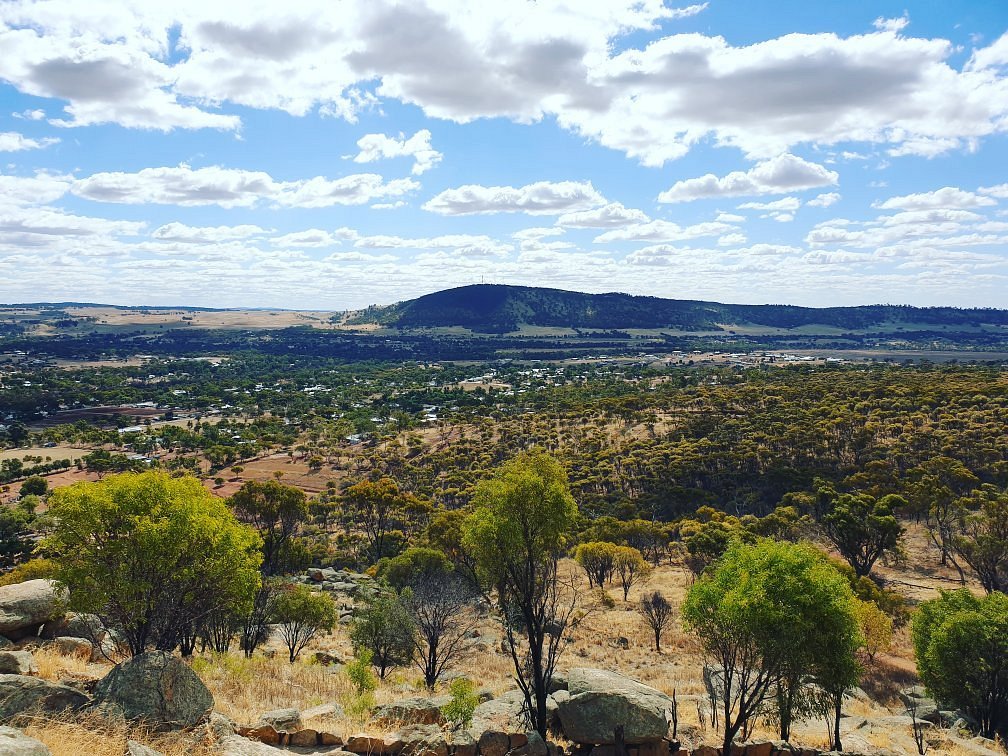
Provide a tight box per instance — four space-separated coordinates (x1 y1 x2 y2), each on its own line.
613 545 651 601
0 507 33 569
228 479 309 575
682 539 861 752
951 485 1008 594
464 450 579 736
350 592 416 678
0 556 56 586
340 478 431 562
18 476 48 497
374 546 452 590
44 471 262 656
441 677 479 730
912 589 1008 738
402 573 477 689
346 648 378 695
852 598 893 662
819 489 905 578
272 583 338 663
573 541 617 588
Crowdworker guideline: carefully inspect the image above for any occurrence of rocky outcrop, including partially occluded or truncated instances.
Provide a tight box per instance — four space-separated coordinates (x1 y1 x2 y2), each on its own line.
50 637 92 659
0 582 64 641
92 651 213 730
371 696 450 727
255 708 301 732
0 675 90 721
557 668 675 745
0 726 51 756
0 654 36 677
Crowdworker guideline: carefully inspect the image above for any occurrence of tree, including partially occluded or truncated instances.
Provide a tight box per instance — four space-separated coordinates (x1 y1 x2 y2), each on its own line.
0 508 33 569
951 486 1008 594
240 578 281 658
375 546 453 591
820 491 905 578
573 541 617 588
852 598 893 663
18 476 47 498
341 478 428 562
229 479 309 575
44 471 262 656
404 572 477 689
908 457 979 568
638 590 675 652
464 450 579 736
613 545 651 601
273 584 337 663
350 592 416 678
912 589 1008 738
682 540 861 753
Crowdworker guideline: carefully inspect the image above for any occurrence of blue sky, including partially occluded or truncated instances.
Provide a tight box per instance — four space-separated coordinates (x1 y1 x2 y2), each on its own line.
1 0 1007 310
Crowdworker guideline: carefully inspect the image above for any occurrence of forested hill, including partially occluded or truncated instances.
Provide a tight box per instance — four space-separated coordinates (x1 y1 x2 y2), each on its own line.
350 284 1008 333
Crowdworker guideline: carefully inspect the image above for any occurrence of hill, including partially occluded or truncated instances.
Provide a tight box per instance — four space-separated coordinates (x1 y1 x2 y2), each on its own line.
350 284 1008 333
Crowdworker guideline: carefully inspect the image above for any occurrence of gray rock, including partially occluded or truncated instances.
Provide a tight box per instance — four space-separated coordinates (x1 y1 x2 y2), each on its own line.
899 686 939 724
0 726 50 756
207 712 237 742
0 582 64 641
0 639 12 651
256 708 301 732
218 736 288 755
372 696 450 726
302 702 345 720
558 668 674 745
0 654 35 677
396 723 447 756
125 742 163 756
93 651 213 730
547 671 568 693
0 674 90 721
40 613 104 642
51 637 92 659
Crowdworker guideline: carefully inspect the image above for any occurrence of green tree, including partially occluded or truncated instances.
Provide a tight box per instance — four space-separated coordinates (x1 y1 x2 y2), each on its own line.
228 479 309 575
0 507 33 569
375 546 452 591
350 592 416 678
44 471 262 656
613 545 651 601
573 541 617 588
682 540 861 752
341 478 429 562
464 450 579 736
951 486 1008 594
273 583 338 663
912 589 1008 738
820 492 905 578
18 476 47 498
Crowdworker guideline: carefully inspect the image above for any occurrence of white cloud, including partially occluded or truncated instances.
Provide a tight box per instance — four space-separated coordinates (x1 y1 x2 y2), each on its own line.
423 180 605 216
151 222 267 243
771 213 795 223
556 202 649 228
0 205 144 245
715 212 746 223
979 183 1008 199
355 233 512 257
271 229 343 248
512 227 565 241
737 197 801 212
71 164 419 208
873 16 909 34
876 187 997 211
12 109 45 120
807 192 840 208
371 200 407 210
0 171 71 207
0 131 59 151
668 4 708 20
350 129 442 175
594 220 733 243
658 154 837 202
717 232 747 246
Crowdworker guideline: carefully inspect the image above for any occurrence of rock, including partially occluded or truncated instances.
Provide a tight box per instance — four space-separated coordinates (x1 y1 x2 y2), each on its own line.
51 637 92 659
512 731 548 756
0 726 50 756
93 651 213 730
346 733 391 754
255 708 302 732
396 723 447 756
40 613 103 642
219 736 288 755
558 668 674 745
125 742 163 756
898 685 939 723
313 650 343 666
302 702 345 720
448 729 478 756
616 636 629 650
547 671 568 693
371 696 450 726
0 582 64 641
206 712 237 742
0 675 90 721
0 639 12 651
288 729 320 746
237 726 280 745
477 731 510 756
0 653 36 677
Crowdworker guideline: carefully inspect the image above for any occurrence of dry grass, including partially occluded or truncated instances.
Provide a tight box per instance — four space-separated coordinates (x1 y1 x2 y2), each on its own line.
30 645 95 682
20 711 216 756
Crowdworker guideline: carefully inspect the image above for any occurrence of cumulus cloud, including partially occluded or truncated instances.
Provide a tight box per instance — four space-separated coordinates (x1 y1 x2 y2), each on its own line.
807 192 840 208
350 129 442 175
594 220 733 243
876 187 997 211
0 171 72 207
423 180 604 216
151 222 267 243
2 3 1005 163
0 131 59 151
71 164 420 208
737 197 801 212
556 202 649 228
658 154 838 203
354 233 511 257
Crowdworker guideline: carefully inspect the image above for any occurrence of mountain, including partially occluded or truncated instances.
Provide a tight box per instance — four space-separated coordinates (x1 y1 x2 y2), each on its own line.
348 284 1008 333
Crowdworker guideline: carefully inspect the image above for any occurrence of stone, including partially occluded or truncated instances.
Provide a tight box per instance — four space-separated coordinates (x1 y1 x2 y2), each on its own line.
237 726 280 745
93 651 213 730
513 731 548 756
255 708 302 732
898 686 939 724
372 696 450 726
52 637 92 659
206 712 237 742
396 723 447 756
477 731 510 756
288 729 319 746
0 582 64 641
346 733 391 754
125 742 163 756
0 726 50 756
313 650 343 666
39 613 103 642
0 653 35 677
320 732 344 746
558 668 674 745
303 701 345 720
219 736 288 755
0 639 12 651
0 675 90 721
547 671 568 693
448 729 478 756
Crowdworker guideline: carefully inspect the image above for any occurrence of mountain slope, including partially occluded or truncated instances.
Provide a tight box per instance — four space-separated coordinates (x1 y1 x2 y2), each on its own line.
350 284 1008 333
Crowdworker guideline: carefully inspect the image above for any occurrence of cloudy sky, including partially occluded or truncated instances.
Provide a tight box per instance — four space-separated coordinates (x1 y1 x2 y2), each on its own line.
2 0 1008 310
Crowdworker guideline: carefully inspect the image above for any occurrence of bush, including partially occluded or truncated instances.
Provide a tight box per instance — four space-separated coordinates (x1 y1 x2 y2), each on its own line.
272 583 337 663
0 557 57 587
350 592 415 678
441 677 478 729
346 649 377 695
19 476 47 498
912 589 1008 738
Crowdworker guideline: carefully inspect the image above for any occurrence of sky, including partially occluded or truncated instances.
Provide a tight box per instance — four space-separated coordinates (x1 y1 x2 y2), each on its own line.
1 1 1008 311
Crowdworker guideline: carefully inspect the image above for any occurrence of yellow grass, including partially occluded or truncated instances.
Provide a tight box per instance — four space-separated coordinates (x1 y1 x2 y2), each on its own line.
20 712 216 756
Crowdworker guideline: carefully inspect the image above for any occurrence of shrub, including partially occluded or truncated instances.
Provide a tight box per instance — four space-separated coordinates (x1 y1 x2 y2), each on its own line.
441 677 479 729
349 592 415 678
346 649 377 695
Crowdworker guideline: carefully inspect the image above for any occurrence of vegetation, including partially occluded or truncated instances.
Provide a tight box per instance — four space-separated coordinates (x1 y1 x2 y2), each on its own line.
272 583 338 663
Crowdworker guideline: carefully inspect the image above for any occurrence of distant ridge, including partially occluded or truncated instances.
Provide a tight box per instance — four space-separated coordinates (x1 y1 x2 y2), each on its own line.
350 284 1008 333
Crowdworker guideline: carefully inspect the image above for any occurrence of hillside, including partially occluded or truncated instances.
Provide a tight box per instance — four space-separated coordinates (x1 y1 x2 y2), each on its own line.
350 284 1008 333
